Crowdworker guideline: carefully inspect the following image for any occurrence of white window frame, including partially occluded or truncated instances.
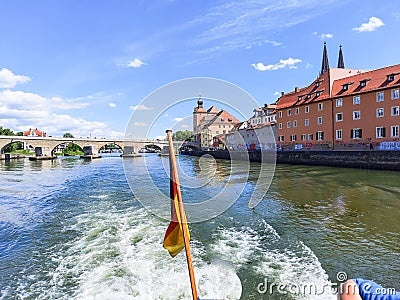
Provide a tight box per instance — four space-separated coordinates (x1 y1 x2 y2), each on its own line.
305 106 310 113
318 103 323 111
293 120 297 128
376 127 385 138
376 108 384 118
290 135 296 142
279 123 282 130
317 116 323 125
336 129 342 140
391 106 399 116
316 131 323 141
287 121 291 128
336 112 343 122
287 109 291 116
301 134 306 141
279 111 282 118
336 98 343 107
278 135 284 142
352 128 362 139
353 111 361 120
353 96 361 105
391 125 399 138
392 89 399 100
304 118 309 126
376 91 384 102
308 134 313 141
295 107 299 115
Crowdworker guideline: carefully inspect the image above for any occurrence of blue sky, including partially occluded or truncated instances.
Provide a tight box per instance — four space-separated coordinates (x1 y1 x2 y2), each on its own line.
0 0 399 139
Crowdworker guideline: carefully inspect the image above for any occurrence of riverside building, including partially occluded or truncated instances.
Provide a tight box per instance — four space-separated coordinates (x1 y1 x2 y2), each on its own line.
276 43 400 150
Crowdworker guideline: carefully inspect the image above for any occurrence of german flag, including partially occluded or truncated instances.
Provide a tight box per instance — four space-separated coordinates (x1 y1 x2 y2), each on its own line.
163 177 189 257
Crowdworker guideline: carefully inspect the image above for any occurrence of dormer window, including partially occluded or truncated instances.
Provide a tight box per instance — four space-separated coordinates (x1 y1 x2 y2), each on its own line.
316 91 321 97
298 96 302 101
360 80 367 87
306 94 311 99
315 82 320 87
342 82 354 91
388 75 395 81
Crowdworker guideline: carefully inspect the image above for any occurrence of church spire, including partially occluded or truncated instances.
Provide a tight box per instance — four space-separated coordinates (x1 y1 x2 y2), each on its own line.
320 42 329 75
337 45 345 68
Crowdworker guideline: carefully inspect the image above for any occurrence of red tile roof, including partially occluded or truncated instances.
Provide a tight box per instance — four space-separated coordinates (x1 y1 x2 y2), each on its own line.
332 64 400 97
23 128 46 137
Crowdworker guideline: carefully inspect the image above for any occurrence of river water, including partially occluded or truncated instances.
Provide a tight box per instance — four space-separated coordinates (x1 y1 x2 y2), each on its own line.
0 154 399 299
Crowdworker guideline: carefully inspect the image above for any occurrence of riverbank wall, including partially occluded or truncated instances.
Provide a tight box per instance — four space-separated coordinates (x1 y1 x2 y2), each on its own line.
184 150 400 171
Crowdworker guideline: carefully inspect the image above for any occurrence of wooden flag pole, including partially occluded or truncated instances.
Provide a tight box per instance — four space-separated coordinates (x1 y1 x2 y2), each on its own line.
166 130 198 300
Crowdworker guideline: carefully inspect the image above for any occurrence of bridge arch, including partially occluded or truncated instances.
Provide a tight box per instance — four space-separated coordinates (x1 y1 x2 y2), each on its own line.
1 140 36 153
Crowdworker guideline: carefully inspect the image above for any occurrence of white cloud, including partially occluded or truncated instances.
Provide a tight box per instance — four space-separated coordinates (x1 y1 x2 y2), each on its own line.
353 17 384 32
181 124 189 128
109 102 116 108
0 90 119 138
133 122 148 127
273 91 281 96
174 117 184 122
127 58 146 68
0 68 31 88
129 104 153 111
305 63 313 69
314 32 333 39
252 57 302 71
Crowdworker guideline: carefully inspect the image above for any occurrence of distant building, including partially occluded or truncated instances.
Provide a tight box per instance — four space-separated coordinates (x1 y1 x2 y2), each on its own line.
275 43 400 150
225 104 277 151
23 128 47 137
192 98 240 148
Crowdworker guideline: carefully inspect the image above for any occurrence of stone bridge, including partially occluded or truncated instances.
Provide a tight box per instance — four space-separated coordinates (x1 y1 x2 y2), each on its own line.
0 136 181 155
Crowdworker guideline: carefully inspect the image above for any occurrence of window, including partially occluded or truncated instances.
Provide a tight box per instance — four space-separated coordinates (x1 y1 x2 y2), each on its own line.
287 121 291 128
360 80 367 87
392 106 399 116
304 118 309 126
301 134 306 141
279 111 282 118
336 98 343 107
308 134 313 141
318 103 323 111
353 96 360 105
306 94 311 99
278 136 284 142
376 127 386 138
290 135 297 141
279 123 282 129
351 128 362 139
376 92 384 102
393 89 399 99
316 131 324 141
293 120 297 128
336 113 343 122
336 129 342 140
376 108 384 118
388 75 395 81
317 116 323 125
295 108 299 115
342 85 348 91
288 109 291 116
353 111 361 120
391 125 399 138
316 91 321 97
305 106 310 113
298 96 302 101
315 81 320 87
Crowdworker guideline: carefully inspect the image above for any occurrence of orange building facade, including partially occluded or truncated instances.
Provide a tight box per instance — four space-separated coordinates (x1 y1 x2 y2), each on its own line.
276 44 400 150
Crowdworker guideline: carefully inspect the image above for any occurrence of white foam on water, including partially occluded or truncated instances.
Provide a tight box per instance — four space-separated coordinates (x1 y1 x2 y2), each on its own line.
44 208 242 300
211 226 335 300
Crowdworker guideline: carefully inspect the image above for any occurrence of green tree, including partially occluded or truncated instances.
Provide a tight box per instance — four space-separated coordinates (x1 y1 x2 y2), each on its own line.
63 132 74 138
172 130 193 141
0 126 16 136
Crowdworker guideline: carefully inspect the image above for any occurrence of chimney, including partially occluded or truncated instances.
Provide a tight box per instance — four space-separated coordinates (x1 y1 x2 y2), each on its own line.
281 91 285 96
294 87 299 93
